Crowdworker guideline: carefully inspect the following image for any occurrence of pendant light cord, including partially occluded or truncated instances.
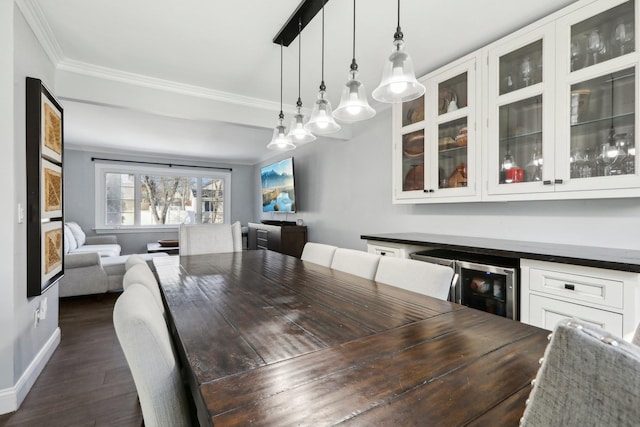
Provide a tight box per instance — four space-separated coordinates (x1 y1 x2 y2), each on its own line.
297 19 302 107
320 1 326 90
279 41 284 120
350 0 358 71
394 0 403 41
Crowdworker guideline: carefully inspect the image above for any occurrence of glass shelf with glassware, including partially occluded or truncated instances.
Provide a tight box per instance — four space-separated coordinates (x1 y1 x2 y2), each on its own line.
499 40 544 95
570 1 635 73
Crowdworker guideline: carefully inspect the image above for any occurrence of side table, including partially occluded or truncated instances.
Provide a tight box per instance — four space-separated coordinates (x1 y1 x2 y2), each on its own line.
147 242 179 255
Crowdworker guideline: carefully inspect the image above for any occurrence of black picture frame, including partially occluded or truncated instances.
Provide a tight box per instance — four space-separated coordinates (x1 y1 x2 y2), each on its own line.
26 77 64 297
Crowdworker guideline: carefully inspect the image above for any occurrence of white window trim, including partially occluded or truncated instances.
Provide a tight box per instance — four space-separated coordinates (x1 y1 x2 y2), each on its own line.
94 162 231 232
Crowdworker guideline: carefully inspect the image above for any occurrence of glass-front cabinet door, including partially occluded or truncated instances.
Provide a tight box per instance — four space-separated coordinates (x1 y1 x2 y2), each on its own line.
393 93 427 201
392 53 479 204
487 24 556 196
555 0 640 193
427 54 479 201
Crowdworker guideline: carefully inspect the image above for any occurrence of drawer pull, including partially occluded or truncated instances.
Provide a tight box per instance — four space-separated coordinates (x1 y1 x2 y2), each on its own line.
564 284 575 291
380 251 387 256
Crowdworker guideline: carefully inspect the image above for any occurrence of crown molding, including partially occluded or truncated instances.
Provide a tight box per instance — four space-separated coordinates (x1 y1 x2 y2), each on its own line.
57 58 294 113
15 0 64 65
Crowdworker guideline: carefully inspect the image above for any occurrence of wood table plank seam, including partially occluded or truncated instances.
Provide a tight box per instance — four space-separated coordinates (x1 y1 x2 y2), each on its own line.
333 329 545 426
460 382 531 427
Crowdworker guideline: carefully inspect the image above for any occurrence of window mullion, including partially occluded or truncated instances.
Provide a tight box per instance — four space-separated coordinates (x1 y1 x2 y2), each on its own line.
134 174 142 226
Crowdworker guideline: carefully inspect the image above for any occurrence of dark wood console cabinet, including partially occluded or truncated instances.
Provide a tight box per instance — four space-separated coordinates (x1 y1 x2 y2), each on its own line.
248 222 307 258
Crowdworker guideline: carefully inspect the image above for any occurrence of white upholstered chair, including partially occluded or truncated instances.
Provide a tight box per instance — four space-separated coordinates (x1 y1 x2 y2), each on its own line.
521 318 640 426
330 248 381 280
123 263 165 316
125 253 148 271
113 284 191 427
301 242 338 267
374 256 454 300
179 221 242 256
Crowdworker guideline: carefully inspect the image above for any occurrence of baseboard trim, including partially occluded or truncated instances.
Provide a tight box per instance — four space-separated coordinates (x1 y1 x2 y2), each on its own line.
0 327 61 415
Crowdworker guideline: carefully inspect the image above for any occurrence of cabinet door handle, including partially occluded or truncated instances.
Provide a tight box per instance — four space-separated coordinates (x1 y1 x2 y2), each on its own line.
564 283 575 291
429 189 435 193
543 180 552 185
555 179 564 184
380 251 387 256
423 189 429 193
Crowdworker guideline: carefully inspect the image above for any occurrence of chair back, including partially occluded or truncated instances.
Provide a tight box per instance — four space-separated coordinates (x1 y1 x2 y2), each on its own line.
113 284 191 427
125 254 148 271
301 242 338 267
374 256 454 300
521 318 640 426
123 263 165 316
179 221 242 256
330 248 381 280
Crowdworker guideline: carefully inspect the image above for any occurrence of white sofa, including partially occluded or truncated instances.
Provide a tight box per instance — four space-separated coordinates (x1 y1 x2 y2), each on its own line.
59 222 167 297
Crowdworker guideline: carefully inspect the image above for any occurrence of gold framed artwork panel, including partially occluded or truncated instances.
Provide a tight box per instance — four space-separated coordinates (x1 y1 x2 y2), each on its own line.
41 94 62 163
41 159 62 218
41 220 63 282
26 77 64 297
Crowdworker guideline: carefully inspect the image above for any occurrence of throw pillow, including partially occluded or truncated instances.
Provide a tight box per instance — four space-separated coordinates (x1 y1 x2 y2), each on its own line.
66 222 86 247
64 225 77 252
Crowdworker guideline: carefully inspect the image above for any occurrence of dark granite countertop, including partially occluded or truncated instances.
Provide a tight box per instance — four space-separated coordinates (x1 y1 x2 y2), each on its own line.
361 233 640 273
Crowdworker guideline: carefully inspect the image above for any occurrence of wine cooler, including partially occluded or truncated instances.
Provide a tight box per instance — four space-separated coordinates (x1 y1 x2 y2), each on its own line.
411 250 519 320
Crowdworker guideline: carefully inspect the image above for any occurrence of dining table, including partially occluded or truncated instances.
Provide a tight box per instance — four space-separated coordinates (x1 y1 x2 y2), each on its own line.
153 250 550 427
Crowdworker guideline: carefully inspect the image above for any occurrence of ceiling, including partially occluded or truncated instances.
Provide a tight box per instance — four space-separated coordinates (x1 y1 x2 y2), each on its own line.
21 0 579 164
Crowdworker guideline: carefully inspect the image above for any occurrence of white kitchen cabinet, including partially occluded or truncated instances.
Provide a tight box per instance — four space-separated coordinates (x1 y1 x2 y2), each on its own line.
391 0 640 204
521 258 640 341
366 242 429 259
392 52 481 204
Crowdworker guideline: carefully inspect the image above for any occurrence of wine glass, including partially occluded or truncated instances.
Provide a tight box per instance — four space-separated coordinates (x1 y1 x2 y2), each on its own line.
521 56 533 86
612 22 634 56
570 40 583 72
586 30 607 65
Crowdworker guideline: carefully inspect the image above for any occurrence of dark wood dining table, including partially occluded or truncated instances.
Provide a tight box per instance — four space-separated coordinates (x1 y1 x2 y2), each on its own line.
153 250 549 427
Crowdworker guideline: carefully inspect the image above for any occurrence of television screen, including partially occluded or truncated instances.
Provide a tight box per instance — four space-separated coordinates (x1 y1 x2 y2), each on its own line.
261 157 296 213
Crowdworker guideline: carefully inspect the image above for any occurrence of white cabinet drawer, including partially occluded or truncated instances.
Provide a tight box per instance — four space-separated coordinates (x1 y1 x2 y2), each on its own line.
528 294 623 337
529 266 624 310
367 244 403 258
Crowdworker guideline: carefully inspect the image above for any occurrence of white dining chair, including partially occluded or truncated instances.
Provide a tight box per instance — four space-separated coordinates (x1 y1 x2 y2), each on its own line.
123 263 165 316
179 221 242 256
301 242 338 267
125 253 147 271
521 318 640 426
113 284 192 427
330 248 381 280
374 256 454 300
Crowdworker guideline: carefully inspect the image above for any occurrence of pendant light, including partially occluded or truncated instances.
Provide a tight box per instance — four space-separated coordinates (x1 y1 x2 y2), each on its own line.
287 19 316 144
305 0 341 135
333 0 376 122
372 0 425 103
267 42 295 151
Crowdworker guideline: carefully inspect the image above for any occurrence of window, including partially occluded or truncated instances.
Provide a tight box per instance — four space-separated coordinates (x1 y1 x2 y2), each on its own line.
95 162 230 230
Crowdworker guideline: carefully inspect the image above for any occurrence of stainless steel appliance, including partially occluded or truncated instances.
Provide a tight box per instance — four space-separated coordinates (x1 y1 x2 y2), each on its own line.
411 250 519 320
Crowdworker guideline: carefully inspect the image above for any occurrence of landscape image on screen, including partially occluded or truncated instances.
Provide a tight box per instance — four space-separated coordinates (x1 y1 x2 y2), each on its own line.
261 158 295 212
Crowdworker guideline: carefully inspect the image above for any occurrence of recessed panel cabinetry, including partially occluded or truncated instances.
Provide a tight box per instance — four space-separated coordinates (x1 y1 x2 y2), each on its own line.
392 53 481 203
521 259 640 341
391 0 639 204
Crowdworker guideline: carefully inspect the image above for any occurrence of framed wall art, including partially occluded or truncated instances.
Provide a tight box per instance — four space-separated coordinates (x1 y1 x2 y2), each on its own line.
26 77 64 297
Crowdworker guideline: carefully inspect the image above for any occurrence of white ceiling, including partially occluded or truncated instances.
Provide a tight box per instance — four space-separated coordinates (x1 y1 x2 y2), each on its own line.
22 0 579 164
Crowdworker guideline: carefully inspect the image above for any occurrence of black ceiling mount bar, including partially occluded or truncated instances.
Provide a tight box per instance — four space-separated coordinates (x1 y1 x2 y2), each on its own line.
91 157 232 171
273 0 329 46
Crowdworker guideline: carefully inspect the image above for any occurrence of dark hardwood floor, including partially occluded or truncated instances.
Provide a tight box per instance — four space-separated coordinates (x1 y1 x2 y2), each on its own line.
0 293 143 427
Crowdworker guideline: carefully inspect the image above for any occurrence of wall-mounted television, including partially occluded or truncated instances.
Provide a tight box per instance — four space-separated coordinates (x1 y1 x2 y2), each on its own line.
261 157 296 213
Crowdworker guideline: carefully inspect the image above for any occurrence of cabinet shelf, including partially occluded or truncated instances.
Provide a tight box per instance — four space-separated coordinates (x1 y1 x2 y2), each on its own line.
570 111 635 129
500 130 542 143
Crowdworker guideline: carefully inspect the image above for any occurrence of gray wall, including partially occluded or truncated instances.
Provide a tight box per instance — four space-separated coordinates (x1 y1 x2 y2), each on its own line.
1 5 59 393
64 149 254 254
256 108 640 251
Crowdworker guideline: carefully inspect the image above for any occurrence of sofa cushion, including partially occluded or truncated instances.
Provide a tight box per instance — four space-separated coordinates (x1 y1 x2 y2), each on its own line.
64 225 77 253
72 244 121 257
66 222 86 247
102 253 169 291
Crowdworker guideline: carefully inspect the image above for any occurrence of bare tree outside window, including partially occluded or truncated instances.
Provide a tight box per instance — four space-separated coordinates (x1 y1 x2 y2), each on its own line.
141 176 193 224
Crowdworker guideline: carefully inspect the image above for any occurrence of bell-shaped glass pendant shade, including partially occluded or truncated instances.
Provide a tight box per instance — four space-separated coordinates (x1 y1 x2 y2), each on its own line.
333 70 376 122
305 88 341 134
287 108 316 144
267 117 295 151
372 38 425 103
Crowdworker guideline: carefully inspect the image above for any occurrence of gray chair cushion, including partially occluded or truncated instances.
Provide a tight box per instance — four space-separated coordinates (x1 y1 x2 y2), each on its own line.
521 318 640 426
